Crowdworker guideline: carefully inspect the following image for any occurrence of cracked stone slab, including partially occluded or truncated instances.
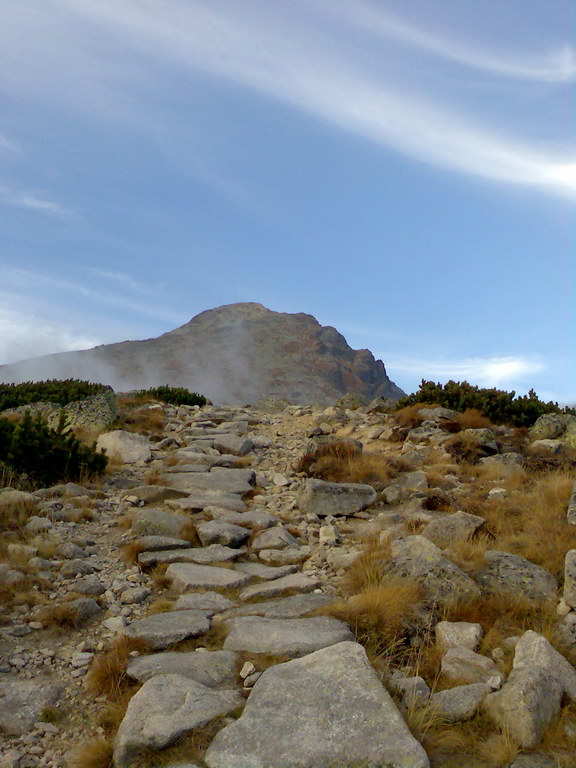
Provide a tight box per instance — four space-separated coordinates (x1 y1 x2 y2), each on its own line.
113 674 243 768
297 478 377 517
223 616 353 657
138 545 246 567
166 493 247 513
0 676 65 736
163 469 255 495
123 610 211 650
196 520 250 548
204 641 429 768
239 573 322 602
234 562 299 580
173 592 238 614
126 650 238 689
222 593 335 620
166 562 251 592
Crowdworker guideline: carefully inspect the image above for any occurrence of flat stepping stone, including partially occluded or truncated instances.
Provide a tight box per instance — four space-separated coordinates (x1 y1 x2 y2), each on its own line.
164 469 255 495
123 610 211 650
222 593 335 620
204 641 429 768
213 434 253 456
173 592 238 614
113 674 243 768
132 536 191 552
258 547 311 565
223 616 353 657
166 493 247 513
131 508 190 538
235 562 299 580
239 573 321 602
0 677 65 736
167 563 251 592
205 506 277 529
163 464 210 473
297 478 377 517
138 545 246 567
121 485 188 504
126 650 238 688
196 520 250 547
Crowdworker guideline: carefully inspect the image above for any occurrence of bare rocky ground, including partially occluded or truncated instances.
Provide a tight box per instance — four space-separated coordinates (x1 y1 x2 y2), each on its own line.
1 398 576 768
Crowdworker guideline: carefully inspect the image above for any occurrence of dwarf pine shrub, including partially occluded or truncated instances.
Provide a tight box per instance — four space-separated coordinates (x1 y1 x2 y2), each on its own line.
135 386 206 407
0 411 107 488
398 380 574 428
0 379 108 410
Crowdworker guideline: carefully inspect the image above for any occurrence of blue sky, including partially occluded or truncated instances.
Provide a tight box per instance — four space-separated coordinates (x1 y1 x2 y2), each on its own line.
0 0 574 402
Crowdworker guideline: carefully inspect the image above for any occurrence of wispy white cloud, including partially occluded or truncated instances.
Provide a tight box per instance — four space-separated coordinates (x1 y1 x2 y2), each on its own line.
88 268 150 293
0 184 72 217
388 354 547 389
0 304 101 364
24 0 572 197
324 0 576 83
0 133 19 152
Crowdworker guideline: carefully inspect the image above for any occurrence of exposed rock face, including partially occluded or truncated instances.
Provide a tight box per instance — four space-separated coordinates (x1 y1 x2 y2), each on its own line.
0 303 404 405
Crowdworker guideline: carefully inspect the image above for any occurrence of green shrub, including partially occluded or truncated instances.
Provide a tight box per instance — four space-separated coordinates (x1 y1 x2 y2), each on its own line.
398 380 574 428
0 379 108 411
0 412 107 489
136 386 206 407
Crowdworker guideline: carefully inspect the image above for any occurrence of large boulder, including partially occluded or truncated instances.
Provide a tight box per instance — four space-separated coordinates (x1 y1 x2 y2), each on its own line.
387 536 481 605
529 413 575 442
96 430 151 464
421 511 485 549
483 630 576 747
564 549 576 609
113 674 243 768
49 389 117 432
476 551 557 602
204 641 429 768
131 508 191 538
126 650 238 689
163 469 255 495
297 478 377 517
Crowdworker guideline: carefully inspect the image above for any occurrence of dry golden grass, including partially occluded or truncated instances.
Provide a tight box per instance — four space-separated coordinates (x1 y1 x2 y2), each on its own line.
35 597 97 629
85 636 147 701
321 579 426 658
65 738 114 768
453 470 575 580
299 449 408 489
340 536 392 594
395 404 435 428
0 495 38 533
95 687 141 737
455 409 493 430
114 405 165 435
146 597 175 615
144 467 164 485
540 701 576 766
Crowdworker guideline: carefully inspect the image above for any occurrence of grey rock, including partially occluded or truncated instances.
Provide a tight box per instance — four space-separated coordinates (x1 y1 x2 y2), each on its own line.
297 478 377 517
222 593 335 620
430 683 490 722
167 562 251 591
195 520 250 548
73 575 106 596
205 506 276 529
258 547 311 565
113 674 243 768
223 616 353 657
234 562 299 580
164 469 255 495
123 610 211 650
239 573 322 602
387 535 481 605
529 413 575 442
96 430 151 464
131 508 191 538
120 587 151 604
563 549 576 609
421 511 485 549
204 641 429 768
173 592 238 614
251 526 299 551
58 542 87 559
213 434 254 456
166 492 247 513
461 428 499 455
60 559 95 577
24 515 52 533
0 676 64 735
435 621 484 653
121 485 188 505
132 535 191 552
441 647 503 687
511 754 560 768
139 545 246 567
476 550 558 602
126 650 238 688
483 630 576 747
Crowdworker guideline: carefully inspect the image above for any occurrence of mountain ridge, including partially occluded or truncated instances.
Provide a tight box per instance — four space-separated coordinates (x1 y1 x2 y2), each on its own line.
0 303 405 405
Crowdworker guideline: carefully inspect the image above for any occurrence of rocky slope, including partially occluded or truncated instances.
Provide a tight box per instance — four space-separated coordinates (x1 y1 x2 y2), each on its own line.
0 303 404 405
1 399 576 768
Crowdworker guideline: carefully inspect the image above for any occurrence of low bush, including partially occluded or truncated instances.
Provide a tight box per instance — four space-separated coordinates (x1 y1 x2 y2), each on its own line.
134 386 206 407
0 379 108 410
0 412 107 488
398 380 574 428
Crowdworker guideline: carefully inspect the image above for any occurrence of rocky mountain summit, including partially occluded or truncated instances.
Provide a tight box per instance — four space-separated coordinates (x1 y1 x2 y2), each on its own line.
1 397 576 767
0 303 404 405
